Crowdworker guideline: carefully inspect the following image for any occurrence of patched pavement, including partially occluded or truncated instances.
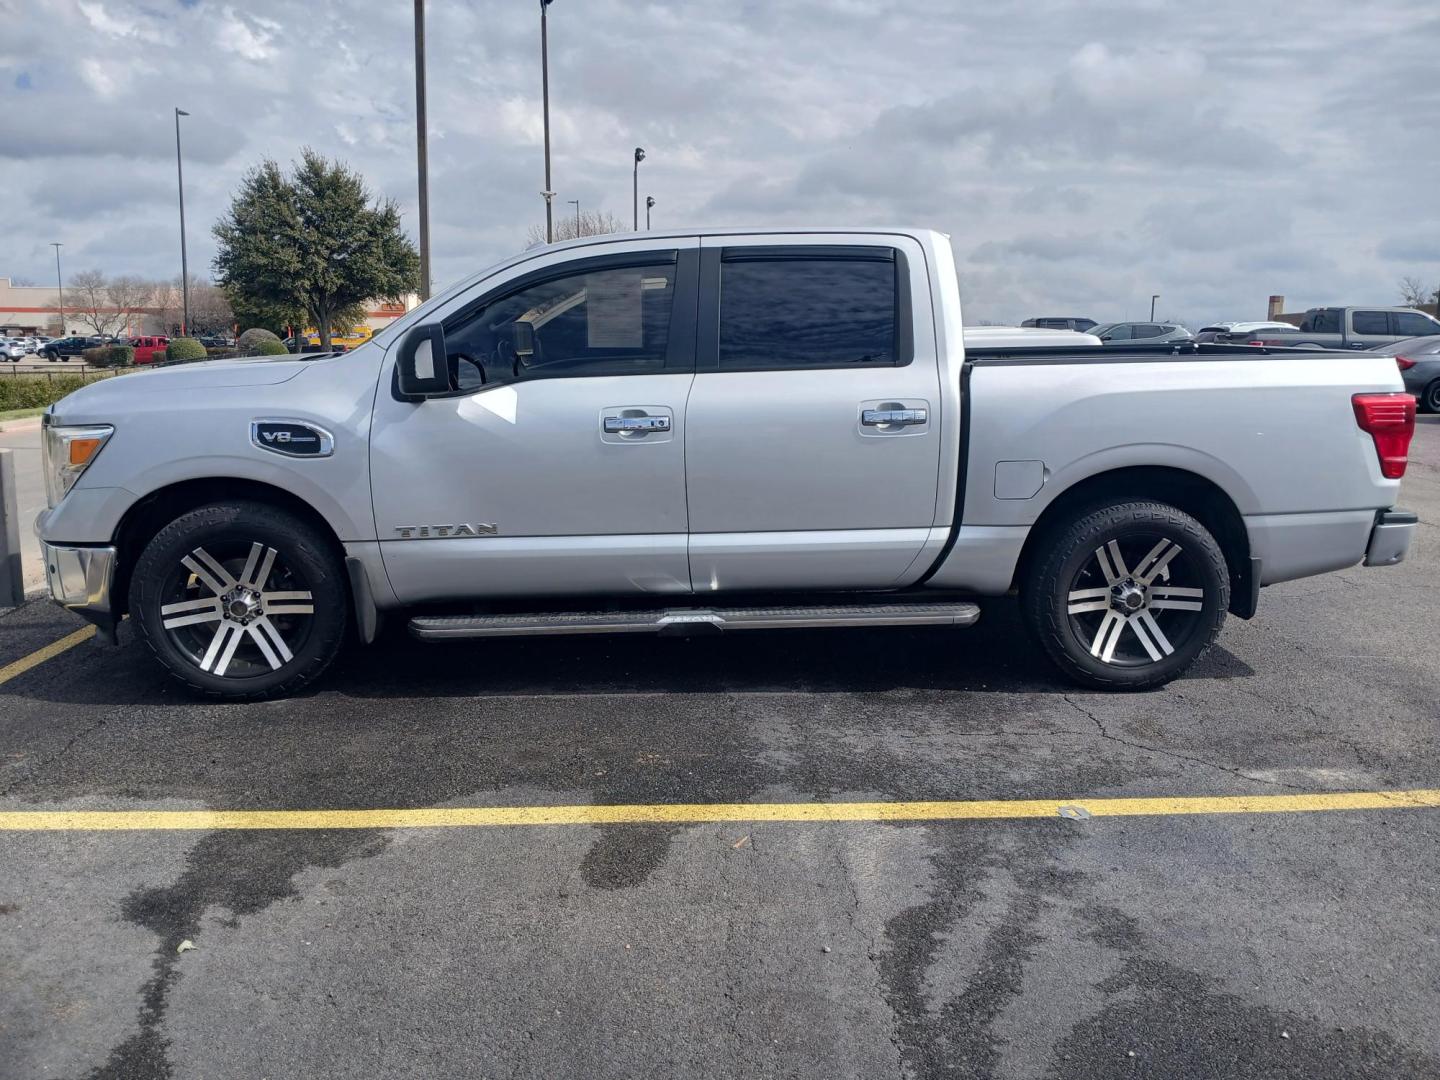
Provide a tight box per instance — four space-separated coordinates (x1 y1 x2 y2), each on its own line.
2 416 1438 1079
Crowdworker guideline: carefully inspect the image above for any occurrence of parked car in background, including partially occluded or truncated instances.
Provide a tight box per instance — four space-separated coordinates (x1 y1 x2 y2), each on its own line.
42 336 101 362
1091 322 1193 345
964 326 1102 348
1021 316 1098 332
126 336 170 364
1194 321 1299 343
1369 336 1440 413
1287 307 1440 350
1 339 25 361
198 335 234 350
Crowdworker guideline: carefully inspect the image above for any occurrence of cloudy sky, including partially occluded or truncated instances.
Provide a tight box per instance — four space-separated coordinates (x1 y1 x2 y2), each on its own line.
2 0 1437 326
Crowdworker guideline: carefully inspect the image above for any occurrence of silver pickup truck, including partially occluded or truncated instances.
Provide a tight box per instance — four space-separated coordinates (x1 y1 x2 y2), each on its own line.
36 229 1418 699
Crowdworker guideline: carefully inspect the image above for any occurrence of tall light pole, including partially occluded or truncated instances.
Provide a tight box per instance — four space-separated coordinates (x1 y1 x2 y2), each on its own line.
645 195 655 230
1150 294 1159 321
50 243 63 336
174 107 190 336
540 0 555 243
632 147 645 230
567 198 580 237
414 0 432 299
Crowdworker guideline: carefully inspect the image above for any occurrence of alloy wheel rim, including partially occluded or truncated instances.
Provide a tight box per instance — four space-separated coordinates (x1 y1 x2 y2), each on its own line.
159 541 315 678
1065 534 1207 667
1428 383 1440 411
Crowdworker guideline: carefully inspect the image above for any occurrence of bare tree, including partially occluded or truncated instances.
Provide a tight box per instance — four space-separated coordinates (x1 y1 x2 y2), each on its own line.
525 209 625 246
10 276 36 287
69 270 126 336
1399 275 1440 313
106 275 154 336
148 276 234 336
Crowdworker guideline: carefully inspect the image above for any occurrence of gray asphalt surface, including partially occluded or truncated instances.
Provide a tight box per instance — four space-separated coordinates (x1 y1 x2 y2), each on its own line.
1 417 1437 1080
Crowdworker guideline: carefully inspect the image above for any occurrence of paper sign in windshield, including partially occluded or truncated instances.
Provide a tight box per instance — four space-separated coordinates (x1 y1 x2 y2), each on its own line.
586 271 643 348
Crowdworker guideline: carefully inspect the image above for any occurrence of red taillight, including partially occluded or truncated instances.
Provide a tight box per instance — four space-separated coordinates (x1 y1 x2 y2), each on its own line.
1395 356 1416 371
1352 393 1416 479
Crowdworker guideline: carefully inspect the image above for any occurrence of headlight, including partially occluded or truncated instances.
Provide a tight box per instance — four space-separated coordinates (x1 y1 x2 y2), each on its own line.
42 417 113 507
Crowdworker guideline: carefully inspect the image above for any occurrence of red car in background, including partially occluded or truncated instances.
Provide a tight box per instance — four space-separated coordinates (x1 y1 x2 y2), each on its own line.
128 335 169 364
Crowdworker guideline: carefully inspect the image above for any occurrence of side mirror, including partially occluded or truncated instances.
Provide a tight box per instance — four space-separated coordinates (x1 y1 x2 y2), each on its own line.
396 323 452 397
512 321 535 364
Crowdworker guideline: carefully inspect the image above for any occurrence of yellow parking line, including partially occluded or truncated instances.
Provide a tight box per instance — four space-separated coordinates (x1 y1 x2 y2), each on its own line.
0 625 96 687
2 789 1438 832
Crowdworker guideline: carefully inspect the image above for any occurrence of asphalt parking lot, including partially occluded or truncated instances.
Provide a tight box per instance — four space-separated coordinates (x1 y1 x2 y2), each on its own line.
2 417 1438 1080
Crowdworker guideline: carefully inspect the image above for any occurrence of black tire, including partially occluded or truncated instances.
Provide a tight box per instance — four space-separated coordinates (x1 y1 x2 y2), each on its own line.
1422 380 1440 415
129 500 348 699
1022 500 1229 690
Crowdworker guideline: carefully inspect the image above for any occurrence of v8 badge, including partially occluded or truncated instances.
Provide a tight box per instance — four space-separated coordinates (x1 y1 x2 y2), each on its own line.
250 419 335 458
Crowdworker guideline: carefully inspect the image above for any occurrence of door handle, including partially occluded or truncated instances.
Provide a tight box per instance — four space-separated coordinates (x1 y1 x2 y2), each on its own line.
861 408 927 427
603 415 671 433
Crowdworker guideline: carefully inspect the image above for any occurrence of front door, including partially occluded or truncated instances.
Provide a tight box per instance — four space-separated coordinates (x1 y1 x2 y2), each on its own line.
683 235 942 592
371 243 700 603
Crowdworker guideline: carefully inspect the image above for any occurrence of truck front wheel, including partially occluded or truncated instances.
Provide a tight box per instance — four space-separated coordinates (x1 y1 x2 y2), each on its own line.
1022 500 1229 690
129 501 348 699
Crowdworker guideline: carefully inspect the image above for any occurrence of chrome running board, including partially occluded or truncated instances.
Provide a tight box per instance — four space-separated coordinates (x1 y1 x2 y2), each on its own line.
408 602 981 640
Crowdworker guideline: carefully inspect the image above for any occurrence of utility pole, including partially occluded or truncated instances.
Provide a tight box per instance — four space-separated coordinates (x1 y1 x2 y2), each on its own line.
645 195 655 230
632 147 645 230
50 243 63 336
1150 294 1159 321
541 0 555 243
174 108 191 335
567 199 580 237
414 0 432 299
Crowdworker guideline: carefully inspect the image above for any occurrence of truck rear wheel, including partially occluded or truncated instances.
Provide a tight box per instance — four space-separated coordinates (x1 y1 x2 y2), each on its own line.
1022 500 1228 690
129 501 348 700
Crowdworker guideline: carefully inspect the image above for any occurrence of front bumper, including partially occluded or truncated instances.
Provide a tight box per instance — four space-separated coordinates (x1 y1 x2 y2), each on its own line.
42 541 118 639
1363 509 1417 568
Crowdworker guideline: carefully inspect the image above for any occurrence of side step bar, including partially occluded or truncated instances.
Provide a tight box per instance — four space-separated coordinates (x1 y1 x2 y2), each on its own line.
409 602 981 641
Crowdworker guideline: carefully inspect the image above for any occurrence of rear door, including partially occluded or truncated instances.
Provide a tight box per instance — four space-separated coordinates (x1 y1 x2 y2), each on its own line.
1348 310 1393 348
683 234 942 591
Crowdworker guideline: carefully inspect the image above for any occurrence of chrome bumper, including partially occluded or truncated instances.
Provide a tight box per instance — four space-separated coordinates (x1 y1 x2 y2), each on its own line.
43 541 117 616
1363 509 1417 568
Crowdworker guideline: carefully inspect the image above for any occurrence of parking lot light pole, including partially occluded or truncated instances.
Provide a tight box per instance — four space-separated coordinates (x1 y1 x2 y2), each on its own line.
633 147 645 230
50 242 63 336
174 107 191 336
414 0 432 300
541 0 555 243
1150 294 1159 321
567 198 580 237
646 195 654 230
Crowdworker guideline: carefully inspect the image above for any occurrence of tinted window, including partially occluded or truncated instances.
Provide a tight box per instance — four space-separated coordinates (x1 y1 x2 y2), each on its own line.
443 261 677 387
1352 311 1389 335
1393 312 1438 336
718 254 897 370
1136 325 1164 338
1102 324 1131 340
1303 309 1340 333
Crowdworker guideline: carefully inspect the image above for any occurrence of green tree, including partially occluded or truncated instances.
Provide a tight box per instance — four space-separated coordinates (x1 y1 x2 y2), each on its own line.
212 150 419 350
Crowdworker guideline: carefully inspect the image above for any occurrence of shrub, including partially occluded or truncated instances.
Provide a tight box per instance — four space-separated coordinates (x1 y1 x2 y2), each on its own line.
236 328 282 356
255 339 290 356
84 345 135 369
166 338 208 363
0 373 114 412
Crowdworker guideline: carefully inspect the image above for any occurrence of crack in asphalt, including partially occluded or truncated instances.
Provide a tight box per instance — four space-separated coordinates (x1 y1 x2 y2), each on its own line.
0 715 109 799
833 841 905 1079
1059 695 1314 792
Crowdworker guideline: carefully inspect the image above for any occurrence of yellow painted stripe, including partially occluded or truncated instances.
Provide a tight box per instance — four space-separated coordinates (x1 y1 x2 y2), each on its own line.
0 625 96 687
1 789 1438 832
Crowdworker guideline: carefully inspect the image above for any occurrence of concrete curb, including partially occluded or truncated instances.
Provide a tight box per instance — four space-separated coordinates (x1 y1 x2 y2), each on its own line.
0 417 43 434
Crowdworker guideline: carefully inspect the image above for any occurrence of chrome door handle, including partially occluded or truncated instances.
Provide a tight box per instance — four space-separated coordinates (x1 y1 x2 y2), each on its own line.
603 415 671 433
861 408 927 427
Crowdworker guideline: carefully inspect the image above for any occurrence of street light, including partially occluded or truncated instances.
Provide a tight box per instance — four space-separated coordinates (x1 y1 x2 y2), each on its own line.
1150 294 1159 321
174 107 190 336
567 198 580 237
645 195 655 230
540 0 555 243
414 0 432 299
541 190 557 240
632 147 645 230
50 243 63 336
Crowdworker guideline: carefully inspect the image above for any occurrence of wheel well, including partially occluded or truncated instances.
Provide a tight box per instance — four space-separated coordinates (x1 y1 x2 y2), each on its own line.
1010 466 1256 618
112 478 346 616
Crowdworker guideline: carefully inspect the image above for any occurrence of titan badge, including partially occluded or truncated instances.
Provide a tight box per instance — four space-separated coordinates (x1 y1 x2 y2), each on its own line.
394 524 499 538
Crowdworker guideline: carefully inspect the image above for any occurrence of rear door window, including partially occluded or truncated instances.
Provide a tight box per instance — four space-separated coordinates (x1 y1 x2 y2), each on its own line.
1351 311 1390 335
716 249 900 371
1103 324 1132 340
